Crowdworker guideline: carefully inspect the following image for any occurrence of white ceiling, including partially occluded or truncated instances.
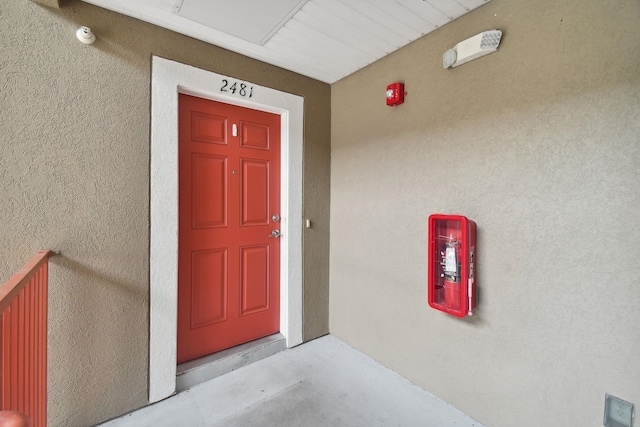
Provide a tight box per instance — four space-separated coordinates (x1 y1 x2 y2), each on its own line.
81 0 490 83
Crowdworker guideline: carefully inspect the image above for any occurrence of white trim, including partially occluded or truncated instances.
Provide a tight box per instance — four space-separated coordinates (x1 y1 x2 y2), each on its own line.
149 56 303 403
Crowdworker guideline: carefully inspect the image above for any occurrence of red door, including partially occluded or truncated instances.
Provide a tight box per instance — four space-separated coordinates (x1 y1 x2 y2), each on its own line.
177 94 281 364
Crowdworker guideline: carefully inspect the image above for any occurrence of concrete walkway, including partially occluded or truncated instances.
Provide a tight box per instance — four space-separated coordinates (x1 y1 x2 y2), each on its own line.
101 335 483 427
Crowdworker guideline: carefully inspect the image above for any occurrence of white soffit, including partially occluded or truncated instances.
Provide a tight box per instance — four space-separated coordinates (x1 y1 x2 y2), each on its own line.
175 0 308 45
81 0 491 83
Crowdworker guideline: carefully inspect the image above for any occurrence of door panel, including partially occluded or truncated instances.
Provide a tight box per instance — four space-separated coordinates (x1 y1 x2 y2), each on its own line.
178 93 281 364
190 248 228 328
240 244 270 316
241 159 270 226
191 112 227 145
191 154 228 229
240 121 270 150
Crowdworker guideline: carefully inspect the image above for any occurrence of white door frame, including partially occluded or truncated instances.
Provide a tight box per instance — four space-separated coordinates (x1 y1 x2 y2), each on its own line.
149 56 303 403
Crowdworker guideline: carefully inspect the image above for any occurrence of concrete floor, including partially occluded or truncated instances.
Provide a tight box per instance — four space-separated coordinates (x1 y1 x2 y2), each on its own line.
101 335 484 427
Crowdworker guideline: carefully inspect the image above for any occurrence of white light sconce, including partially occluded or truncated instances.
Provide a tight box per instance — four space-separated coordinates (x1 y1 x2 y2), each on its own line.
443 29 502 69
76 26 96 45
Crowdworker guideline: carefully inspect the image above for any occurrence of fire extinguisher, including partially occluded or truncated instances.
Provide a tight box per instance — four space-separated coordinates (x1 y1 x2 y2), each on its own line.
442 234 461 310
428 214 477 317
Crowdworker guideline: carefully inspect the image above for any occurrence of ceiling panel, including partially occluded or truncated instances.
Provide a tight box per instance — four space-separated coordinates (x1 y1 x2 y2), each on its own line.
296 3 390 57
81 0 491 83
397 0 452 27
426 0 469 17
315 0 410 50
277 20 372 67
339 1 424 41
263 39 338 83
175 0 308 45
456 0 488 10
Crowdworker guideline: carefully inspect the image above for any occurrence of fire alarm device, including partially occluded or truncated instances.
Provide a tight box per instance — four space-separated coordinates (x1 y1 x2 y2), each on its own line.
386 82 405 106
428 214 477 318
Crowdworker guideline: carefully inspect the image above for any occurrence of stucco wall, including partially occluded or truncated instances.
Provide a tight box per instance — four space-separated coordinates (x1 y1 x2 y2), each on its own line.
330 1 640 426
0 1 330 425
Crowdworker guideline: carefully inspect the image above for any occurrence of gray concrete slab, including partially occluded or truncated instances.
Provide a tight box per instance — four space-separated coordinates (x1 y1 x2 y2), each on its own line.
100 335 484 427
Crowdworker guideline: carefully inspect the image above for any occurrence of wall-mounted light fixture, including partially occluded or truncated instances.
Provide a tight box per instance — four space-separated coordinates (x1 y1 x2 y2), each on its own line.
76 26 96 45
443 30 502 69
604 394 634 427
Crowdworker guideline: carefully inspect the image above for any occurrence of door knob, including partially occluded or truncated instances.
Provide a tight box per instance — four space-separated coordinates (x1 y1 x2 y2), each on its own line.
269 229 281 238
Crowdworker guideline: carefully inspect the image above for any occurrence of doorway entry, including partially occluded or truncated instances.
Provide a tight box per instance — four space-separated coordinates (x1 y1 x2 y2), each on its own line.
177 94 282 363
149 56 304 403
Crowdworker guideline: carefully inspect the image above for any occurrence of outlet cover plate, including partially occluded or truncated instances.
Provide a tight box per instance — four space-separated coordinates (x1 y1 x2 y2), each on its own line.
604 394 634 427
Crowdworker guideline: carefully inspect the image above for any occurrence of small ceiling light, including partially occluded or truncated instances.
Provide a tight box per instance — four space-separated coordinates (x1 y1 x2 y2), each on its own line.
443 29 502 69
76 26 96 45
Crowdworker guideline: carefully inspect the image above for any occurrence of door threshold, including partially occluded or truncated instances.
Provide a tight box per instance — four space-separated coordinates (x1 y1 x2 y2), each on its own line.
176 333 286 392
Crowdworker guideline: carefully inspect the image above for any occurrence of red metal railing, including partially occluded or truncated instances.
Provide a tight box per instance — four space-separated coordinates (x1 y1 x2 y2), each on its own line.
0 250 52 427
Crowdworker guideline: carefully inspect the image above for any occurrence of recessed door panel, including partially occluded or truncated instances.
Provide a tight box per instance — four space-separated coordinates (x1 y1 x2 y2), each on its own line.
192 154 228 229
241 159 269 227
191 248 228 328
240 121 270 150
240 245 270 316
191 112 227 145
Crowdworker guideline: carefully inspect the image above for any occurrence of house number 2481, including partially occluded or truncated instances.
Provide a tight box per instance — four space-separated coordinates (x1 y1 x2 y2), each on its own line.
220 79 254 98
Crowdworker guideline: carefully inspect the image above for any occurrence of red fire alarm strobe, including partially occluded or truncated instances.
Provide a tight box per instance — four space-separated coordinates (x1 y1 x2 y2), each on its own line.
428 214 477 318
386 82 405 106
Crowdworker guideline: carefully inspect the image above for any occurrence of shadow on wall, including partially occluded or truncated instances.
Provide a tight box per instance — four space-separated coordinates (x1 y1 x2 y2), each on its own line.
51 255 147 300
47 254 148 425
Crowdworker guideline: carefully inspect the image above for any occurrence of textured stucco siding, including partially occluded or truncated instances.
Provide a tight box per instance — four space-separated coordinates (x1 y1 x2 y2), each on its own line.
0 1 330 425
29 0 60 8
330 0 640 426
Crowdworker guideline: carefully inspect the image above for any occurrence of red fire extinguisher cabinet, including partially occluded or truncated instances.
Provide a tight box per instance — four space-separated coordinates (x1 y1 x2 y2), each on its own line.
428 214 477 318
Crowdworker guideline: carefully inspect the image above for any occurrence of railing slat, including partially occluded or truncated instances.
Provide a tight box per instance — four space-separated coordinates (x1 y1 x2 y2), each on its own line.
36 278 42 427
32 285 38 426
27 281 34 422
25 286 30 420
0 313 4 407
1 311 9 409
11 298 19 409
42 261 48 427
19 292 25 412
